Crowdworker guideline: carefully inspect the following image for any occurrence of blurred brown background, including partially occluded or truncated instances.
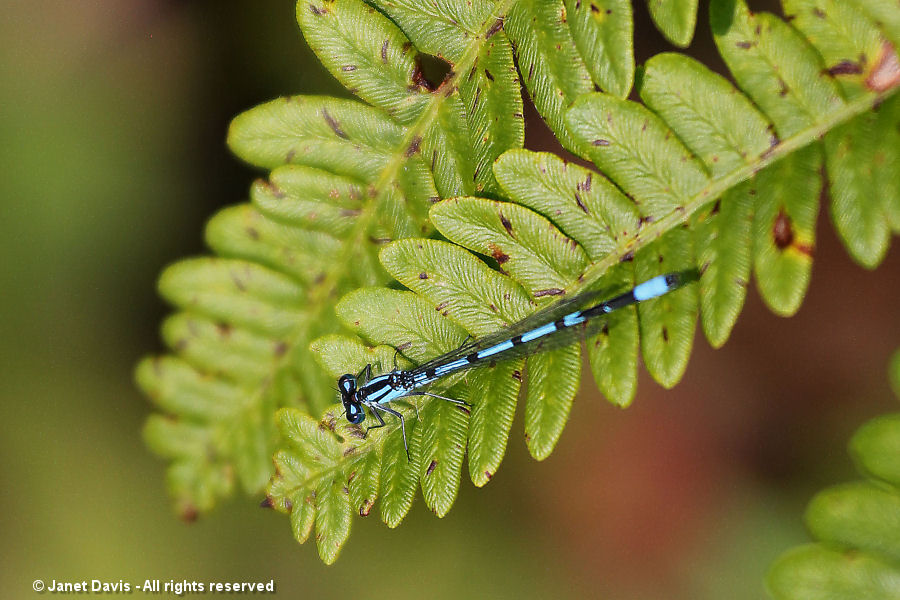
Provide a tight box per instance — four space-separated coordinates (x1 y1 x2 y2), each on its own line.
1 1 898 599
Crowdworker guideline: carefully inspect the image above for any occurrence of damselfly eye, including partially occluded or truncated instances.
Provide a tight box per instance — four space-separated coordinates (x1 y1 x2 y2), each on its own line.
338 374 356 396
346 403 364 424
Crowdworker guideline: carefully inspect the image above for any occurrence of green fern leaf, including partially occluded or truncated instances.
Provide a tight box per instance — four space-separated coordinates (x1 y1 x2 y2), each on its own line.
585 263 640 406
493 150 640 263
458 31 524 194
505 0 593 149
647 0 698 47
638 52 774 178
465 359 522 484
767 351 900 599
691 182 754 348
768 545 900 600
415 390 469 516
851 416 900 486
565 0 634 97
368 0 495 61
524 345 581 459
430 197 589 292
379 422 420 527
825 105 897 268
298 0 432 124
752 144 821 316
635 228 698 388
566 93 711 217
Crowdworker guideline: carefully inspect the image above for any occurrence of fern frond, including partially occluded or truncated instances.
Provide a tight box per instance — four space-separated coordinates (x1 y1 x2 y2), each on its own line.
137 0 529 517
767 351 900 600
263 0 898 562
140 0 900 562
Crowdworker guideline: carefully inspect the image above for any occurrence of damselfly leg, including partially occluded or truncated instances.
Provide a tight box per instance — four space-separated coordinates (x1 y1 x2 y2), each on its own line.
365 403 410 461
415 390 472 408
356 363 373 385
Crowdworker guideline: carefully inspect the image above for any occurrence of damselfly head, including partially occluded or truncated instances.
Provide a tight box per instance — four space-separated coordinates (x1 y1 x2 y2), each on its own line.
337 374 365 424
344 401 364 424
338 373 356 397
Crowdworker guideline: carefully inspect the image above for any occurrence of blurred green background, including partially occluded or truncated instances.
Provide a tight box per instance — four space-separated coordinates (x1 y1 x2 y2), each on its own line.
2 1 898 599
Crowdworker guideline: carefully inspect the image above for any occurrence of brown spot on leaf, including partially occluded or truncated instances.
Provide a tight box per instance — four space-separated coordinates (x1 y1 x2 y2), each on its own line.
405 135 422 157
773 209 794 249
574 192 589 214
592 139 610 146
534 288 565 297
489 243 510 264
484 69 494 81
577 173 592 192
499 211 514 235
426 460 438 476
260 497 274 509
260 179 286 198
322 109 348 139
828 60 863 76
381 39 389 63
419 272 428 279
866 42 900 91
777 77 789 97
486 18 504 38
662 327 669 342
308 3 326 15
230 270 247 292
